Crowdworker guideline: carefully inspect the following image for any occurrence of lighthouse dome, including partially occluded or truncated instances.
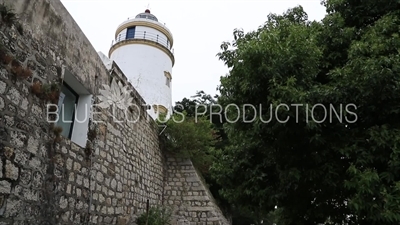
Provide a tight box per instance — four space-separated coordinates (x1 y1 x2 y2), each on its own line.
135 9 158 21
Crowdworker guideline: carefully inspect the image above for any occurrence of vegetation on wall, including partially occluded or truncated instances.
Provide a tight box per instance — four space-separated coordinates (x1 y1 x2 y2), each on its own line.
31 81 61 104
50 124 63 143
0 44 32 81
0 3 16 27
0 3 23 34
136 206 172 225
0 49 12 64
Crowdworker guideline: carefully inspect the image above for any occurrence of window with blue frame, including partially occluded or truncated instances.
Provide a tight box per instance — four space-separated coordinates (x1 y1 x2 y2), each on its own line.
126 27 136 39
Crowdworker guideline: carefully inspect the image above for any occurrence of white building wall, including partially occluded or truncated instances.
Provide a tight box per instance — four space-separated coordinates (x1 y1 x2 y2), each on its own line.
110 44 173 119
98 51 112 70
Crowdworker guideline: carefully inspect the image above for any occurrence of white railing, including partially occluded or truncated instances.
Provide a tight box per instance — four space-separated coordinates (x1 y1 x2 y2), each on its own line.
111 30 174 54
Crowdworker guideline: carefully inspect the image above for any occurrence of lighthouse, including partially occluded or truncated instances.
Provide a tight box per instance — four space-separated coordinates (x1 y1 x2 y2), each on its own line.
108 9 174 119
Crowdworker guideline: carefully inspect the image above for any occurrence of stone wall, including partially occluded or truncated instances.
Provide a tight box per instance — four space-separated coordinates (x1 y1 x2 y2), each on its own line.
0 0 164 224
164 156 230 225
0 0 230 224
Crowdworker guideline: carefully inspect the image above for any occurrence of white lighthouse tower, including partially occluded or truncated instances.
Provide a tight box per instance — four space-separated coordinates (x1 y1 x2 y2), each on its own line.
108 9 174 119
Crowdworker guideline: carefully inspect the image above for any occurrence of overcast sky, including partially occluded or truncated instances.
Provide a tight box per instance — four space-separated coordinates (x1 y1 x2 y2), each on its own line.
60 0 327 103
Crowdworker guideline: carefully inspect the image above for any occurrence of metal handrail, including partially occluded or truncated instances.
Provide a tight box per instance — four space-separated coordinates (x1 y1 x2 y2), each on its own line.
111 30 174 54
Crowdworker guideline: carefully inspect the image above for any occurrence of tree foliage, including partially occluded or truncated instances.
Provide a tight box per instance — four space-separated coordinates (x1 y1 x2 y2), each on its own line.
159 112 217 175
212 2 400 225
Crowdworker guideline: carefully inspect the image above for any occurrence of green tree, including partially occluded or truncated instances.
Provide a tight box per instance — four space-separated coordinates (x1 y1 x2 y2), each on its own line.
159 112 216 174
173 90 217 117
173 97 197 117
173 91 228 156
212 3 400 225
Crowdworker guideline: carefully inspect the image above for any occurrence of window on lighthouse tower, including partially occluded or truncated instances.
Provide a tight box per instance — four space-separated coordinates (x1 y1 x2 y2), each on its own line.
164 71 172 88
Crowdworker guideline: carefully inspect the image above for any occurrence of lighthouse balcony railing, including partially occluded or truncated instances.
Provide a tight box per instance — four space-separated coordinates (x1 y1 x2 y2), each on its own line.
111 30 174 54
120 17 173 36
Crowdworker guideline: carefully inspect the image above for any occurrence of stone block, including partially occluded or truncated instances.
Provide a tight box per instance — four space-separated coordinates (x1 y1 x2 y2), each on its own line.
5 160 18 180
4 198 22 217
0 181 11 194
